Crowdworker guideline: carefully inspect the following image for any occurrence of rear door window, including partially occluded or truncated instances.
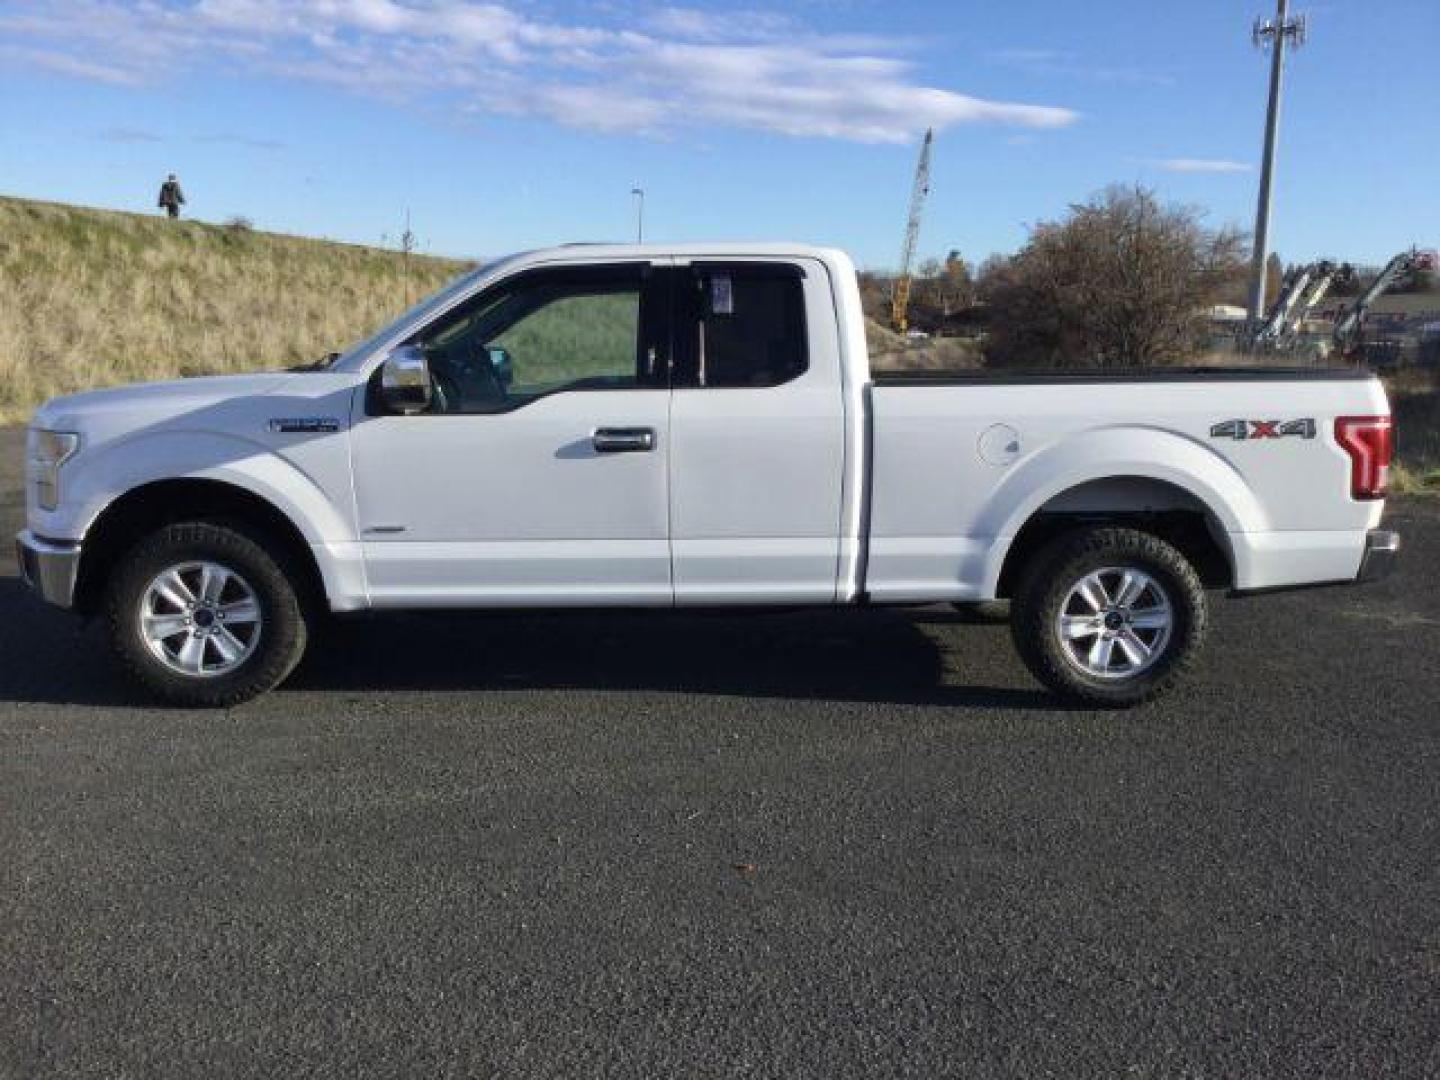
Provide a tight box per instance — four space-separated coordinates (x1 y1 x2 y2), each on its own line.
673 264 808 388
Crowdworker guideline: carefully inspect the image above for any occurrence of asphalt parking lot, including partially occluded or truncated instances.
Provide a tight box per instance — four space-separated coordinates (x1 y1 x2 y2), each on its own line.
2 424 1438 1078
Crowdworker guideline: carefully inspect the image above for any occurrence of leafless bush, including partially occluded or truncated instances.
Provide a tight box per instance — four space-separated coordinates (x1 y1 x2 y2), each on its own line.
982 185 1247 369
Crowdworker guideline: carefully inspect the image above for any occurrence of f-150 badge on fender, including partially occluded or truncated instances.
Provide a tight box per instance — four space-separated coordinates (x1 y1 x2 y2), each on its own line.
269 417 340 434
1210 418 1316 441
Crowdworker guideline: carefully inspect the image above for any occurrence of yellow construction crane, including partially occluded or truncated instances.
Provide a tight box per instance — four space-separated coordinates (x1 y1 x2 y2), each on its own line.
891 127 933 333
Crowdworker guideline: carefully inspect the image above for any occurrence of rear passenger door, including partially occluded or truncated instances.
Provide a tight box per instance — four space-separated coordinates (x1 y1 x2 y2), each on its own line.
667 261 846 603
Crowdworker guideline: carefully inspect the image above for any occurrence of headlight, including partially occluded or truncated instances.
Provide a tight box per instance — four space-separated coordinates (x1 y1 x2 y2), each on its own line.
29 429 81 511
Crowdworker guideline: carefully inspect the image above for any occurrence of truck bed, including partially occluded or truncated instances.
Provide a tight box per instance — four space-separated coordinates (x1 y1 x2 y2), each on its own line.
862 370 1390 601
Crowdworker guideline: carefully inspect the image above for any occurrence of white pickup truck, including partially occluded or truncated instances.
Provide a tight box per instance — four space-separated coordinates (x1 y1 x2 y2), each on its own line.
18 244 1399 707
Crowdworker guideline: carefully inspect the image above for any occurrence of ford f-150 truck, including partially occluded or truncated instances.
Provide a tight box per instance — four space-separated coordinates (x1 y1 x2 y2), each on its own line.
17 244 1399 707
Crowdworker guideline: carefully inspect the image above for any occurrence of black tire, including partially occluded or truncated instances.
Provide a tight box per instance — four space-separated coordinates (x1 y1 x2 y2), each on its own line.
1010 527 1207 707
104 522 310 707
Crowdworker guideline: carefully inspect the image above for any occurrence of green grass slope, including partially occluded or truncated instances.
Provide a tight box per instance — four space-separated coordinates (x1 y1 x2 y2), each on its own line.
0 195 471 420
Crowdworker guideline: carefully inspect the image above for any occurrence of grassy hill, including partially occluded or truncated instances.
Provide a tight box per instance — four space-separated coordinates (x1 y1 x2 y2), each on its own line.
0 196 471 420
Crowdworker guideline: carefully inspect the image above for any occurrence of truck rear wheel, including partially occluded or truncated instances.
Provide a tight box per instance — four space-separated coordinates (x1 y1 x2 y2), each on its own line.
1010 526 1207 707
104 522 309 707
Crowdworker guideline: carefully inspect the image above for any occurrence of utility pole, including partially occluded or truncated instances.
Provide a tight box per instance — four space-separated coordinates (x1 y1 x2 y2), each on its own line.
1247 0 1306 326
630 187 645 243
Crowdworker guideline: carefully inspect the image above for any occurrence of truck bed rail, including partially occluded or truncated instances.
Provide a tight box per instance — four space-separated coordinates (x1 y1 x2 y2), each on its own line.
873 366 1375 386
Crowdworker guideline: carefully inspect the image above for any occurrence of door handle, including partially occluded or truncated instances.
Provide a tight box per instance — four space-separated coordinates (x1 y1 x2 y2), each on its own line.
593 427 656 454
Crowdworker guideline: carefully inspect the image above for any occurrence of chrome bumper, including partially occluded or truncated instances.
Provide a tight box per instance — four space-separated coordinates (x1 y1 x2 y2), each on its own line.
14 530 81 609
1357 529 1400 583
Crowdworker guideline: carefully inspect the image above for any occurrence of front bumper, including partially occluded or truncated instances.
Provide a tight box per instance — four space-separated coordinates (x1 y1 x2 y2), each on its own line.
1357 529 1400 583
15 530 81 609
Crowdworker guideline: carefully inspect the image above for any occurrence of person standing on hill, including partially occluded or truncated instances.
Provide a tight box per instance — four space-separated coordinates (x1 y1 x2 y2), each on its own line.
157 174 185 219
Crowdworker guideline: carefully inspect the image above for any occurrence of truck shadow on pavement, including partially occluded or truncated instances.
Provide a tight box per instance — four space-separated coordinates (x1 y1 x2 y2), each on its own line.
0 578 135 707
0 573 1062 710
288 605 1062 709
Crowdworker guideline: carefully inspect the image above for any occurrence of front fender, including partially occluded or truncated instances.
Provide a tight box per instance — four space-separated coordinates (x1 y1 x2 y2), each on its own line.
977 425 1265 596
43 427 368 612
58 429 357 547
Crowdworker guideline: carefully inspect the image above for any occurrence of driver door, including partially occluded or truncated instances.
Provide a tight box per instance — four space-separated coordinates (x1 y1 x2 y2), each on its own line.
349 262 674 606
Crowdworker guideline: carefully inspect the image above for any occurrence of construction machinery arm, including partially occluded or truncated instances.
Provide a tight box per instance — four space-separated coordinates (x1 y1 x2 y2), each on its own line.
891 129 933 333
1333 248 1437 355
1252 259 1348 349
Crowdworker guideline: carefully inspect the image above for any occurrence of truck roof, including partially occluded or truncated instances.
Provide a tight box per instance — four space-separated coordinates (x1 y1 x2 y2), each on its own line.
545 241 845 258
503 242 853 271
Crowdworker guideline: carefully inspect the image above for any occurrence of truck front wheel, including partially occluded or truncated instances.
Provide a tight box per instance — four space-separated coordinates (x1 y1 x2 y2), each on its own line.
104 522 310 707
1010 527 1207 707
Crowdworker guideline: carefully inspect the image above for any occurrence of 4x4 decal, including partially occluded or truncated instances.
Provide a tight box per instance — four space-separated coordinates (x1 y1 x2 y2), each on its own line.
1210 418 1316 441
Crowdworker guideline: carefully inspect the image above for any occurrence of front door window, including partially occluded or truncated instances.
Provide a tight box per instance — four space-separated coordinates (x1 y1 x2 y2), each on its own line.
411 267 652 414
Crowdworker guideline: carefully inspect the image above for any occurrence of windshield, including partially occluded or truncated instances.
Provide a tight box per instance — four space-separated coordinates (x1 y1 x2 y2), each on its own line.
330 264 490 371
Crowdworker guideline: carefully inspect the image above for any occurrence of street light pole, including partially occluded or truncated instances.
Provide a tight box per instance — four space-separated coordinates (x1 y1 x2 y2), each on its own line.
630 187 645 243
1247 0 1306 326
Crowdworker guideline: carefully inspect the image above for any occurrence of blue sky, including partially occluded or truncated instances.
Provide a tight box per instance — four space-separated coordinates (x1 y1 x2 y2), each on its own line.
0 0 1436 270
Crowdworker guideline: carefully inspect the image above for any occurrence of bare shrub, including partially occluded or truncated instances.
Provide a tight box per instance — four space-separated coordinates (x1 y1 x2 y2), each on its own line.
983 185 1247 369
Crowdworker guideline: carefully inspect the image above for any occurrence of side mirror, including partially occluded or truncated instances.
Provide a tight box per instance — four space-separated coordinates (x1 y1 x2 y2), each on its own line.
380 345 432 414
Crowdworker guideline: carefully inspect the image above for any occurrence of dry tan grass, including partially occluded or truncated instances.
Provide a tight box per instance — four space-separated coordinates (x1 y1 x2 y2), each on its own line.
865 319 983 373
0 195 470 421
1388 371 1440 494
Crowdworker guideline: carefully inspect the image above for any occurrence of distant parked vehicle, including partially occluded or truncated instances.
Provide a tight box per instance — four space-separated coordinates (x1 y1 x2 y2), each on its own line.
18 244 1398 707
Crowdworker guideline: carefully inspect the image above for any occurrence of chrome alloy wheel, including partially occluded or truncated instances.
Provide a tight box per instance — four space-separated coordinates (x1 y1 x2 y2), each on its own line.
139 561 262 678
1055 567 1173 680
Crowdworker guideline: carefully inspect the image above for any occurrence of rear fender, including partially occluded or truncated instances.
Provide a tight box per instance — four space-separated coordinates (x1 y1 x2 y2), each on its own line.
977 426 1264 596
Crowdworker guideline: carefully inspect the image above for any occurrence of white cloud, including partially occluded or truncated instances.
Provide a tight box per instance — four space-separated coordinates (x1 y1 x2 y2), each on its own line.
645 7 791 42
1154 158 1253 174
0 0 1079 143
0 43 141 86
95 126 164 142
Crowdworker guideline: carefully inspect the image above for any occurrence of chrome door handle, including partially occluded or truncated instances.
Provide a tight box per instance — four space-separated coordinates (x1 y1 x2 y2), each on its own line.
593 427 656 453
